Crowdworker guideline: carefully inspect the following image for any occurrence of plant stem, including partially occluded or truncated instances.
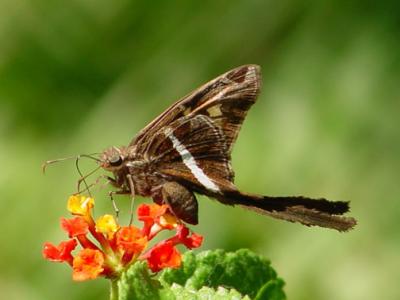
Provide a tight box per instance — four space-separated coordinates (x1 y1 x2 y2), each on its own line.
110 279 119 300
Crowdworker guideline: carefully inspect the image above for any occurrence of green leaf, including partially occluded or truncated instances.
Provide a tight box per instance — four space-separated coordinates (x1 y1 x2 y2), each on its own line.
116 261 161 300
254 279 286 300
159 249 286 300
161 284 251 300
113 249 285 299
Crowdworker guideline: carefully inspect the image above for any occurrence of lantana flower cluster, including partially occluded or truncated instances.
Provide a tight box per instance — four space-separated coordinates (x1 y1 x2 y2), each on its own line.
43 195 203 281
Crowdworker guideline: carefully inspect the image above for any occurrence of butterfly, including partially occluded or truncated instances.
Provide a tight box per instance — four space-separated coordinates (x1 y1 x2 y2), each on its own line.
98 65 356 231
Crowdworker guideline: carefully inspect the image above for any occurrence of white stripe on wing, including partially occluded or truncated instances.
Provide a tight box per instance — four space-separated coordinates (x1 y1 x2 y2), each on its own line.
164 127 220 193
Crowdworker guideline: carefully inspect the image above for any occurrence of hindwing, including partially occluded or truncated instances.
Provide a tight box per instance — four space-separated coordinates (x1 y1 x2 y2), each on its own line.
147 115 235 193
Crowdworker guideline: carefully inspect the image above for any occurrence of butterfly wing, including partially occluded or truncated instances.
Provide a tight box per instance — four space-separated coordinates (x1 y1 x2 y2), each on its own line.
125 65 356 231
147 114 236 194
131 65 261 156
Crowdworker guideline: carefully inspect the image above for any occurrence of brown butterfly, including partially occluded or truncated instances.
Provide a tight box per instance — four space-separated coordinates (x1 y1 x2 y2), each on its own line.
51 65 356 231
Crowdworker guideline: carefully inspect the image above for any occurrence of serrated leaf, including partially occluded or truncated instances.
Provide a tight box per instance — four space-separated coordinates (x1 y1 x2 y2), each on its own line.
254 279 286 300
160 249 286 300
117 261 161 300
162 283 251 300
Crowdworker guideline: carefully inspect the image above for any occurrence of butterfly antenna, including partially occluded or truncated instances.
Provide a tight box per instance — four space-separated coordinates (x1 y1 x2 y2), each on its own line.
77 165 102 193
76 177 103 194
42 156 77 174
80 154 101 162
75 156 93 197
42 153 101 174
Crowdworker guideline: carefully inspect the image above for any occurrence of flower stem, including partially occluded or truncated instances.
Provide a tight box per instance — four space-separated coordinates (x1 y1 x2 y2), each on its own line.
110 279 119 300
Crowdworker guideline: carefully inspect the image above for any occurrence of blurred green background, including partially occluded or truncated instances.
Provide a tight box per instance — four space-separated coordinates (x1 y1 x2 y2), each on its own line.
1 1 399 299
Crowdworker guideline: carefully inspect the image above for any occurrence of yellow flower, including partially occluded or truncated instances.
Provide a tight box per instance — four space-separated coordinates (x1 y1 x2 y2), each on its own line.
95 214 119 239
67 194 94 216
158 213 178 229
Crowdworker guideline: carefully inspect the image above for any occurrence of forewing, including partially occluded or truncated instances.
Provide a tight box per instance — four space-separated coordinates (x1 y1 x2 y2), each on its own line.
131 65 261 155
147 115 235 193
186 64 261 154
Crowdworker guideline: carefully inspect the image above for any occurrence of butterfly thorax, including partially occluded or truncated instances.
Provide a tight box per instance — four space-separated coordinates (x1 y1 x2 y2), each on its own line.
125 159 160 196
100 146 164 197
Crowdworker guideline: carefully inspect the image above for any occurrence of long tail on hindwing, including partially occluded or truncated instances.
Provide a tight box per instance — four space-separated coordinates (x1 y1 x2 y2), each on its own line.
220 190 357 232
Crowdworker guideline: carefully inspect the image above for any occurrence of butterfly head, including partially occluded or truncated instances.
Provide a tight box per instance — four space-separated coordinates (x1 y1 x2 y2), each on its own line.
100 146 128 171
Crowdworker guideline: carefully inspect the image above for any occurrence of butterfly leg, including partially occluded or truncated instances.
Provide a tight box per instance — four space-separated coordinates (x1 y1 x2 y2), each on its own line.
126 174 136 225
108 177 130 221
108 191 121 220
78 175 117 194
158 182 198 225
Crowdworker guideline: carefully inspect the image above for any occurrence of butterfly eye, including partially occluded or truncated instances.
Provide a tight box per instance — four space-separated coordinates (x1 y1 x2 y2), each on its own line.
109 155 122 167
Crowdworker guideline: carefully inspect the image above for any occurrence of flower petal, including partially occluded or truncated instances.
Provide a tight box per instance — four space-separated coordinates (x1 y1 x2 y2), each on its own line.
67 194 94 216
43 239 77 263
144 240 181 272
138 203 177 238
61 217 89 238
95 214 119 239
72 249 104 281
137 203 168 222
172 225 203 249
116 226 148 254
158 213 178 230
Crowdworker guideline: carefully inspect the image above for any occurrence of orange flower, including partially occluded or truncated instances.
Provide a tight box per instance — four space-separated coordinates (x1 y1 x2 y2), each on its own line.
143 241 181 272
43 239 77 265
137 203 178 238
44 195 204 281
116 226 148 254
72 249 104 281
116 226 148 265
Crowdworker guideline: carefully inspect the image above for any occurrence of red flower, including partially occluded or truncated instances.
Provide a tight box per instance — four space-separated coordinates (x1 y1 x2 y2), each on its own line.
61 217 88 238
44 195 204 281
171 225 203 249
72 249 104 281
143 240 181 272
43 239 77 265
137 203 168 221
